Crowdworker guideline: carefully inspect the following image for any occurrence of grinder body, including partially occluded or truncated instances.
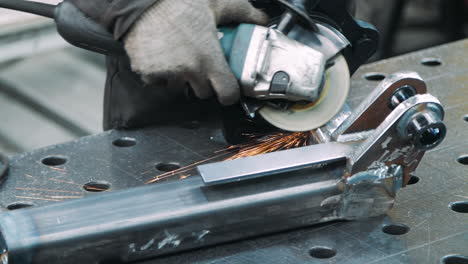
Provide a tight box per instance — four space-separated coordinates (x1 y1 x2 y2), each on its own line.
220 24 327 103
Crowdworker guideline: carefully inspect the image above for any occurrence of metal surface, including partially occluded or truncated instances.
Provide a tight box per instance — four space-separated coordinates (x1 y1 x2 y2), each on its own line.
0 40 466 263
199 143 351 185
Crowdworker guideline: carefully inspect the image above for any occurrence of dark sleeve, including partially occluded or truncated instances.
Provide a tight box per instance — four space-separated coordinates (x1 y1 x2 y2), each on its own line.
66 0 159 39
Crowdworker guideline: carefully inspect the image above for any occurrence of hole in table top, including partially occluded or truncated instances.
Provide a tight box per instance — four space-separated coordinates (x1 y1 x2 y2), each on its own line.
441 255 468 264
457 155 468 165
407 175 420 185
421 58 442 67
463 115 468 122
41 156 67 166
450 202 468 214
309 246 337 259
7 202 34 210
382 224 410 235
156 163 181 172
364 72 386 81
83 181 111 192
181 121 201 130
112 137 137 148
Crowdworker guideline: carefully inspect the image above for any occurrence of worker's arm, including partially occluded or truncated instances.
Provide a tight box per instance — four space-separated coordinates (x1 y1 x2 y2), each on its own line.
67 0 268 105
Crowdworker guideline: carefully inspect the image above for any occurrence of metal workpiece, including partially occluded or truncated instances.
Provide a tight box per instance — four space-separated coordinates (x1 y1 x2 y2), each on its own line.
331 71 428 139
397 102 446 151
199 142 351 185
321 72 446 185
0 162 349 264
348 94 445 184
201 71 445 198
340 165 404 219
234 70 445 187
389 85 417 109
0 144 405 264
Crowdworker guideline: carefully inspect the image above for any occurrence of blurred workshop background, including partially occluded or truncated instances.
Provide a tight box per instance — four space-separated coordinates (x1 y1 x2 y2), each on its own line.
0 0 467 155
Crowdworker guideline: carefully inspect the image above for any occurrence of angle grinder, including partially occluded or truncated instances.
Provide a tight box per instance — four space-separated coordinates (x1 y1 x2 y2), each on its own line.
219 20 351 131
219 0 379 137
0 0 379 133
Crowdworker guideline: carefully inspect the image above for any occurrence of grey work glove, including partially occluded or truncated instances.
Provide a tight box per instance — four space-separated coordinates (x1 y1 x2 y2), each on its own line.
124 0 269 105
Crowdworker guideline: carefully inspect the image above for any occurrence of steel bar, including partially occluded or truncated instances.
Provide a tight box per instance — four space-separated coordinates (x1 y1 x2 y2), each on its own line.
199 142 351 185
0 161 346 263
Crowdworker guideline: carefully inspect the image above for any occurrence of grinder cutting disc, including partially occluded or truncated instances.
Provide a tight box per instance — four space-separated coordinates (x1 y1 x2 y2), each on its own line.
259 55 350 132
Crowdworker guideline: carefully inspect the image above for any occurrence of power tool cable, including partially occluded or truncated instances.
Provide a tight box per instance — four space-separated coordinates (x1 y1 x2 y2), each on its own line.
0 0 55 18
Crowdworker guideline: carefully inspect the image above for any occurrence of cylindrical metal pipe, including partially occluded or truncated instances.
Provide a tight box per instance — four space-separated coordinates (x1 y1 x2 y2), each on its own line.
0 163 345 264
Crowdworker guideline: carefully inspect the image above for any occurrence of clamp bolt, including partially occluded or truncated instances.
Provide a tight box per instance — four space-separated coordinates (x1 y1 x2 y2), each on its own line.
407 111 446 151
389 85 417 109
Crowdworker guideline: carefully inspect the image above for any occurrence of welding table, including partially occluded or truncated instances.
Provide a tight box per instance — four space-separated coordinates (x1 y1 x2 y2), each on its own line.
0 40 467 263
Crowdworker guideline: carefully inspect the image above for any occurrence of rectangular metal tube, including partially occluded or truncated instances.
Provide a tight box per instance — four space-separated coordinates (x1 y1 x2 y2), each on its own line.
0 159 346 264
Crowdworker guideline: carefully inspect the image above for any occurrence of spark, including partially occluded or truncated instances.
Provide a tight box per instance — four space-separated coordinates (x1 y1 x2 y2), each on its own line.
48 178 109 192
44 195 83 199
179 175 190 180
27 193 44 197
146 131 313 184
48 178 81 186
15 196 61 202
146 152 232 184
48 167 67 172
224 132 313 160
15 188 82 194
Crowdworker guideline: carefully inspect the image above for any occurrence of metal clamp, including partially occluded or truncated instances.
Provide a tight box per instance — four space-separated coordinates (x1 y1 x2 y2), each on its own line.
199 71 446 187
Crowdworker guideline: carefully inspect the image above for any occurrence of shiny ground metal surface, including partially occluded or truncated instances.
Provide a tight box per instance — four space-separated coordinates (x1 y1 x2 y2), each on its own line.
1 40 467 263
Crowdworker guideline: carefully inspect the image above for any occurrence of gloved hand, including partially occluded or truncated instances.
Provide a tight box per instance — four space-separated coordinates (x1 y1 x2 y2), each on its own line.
124 0 269 105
